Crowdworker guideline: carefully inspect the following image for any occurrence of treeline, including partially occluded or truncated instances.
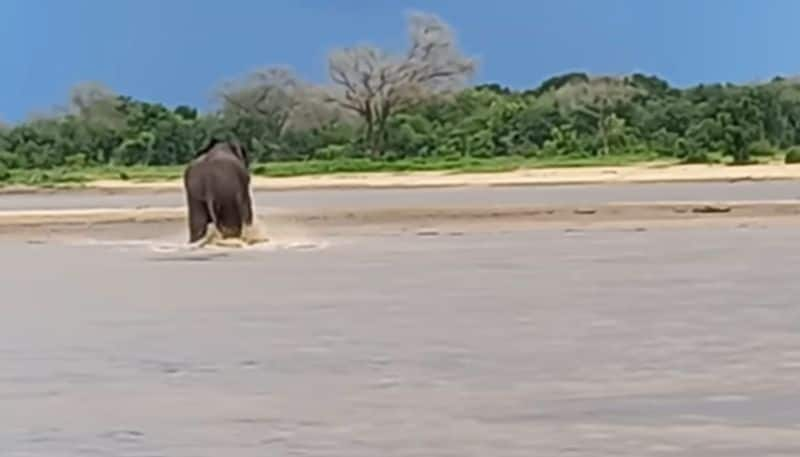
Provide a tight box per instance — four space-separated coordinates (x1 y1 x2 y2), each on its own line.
3 12 800 178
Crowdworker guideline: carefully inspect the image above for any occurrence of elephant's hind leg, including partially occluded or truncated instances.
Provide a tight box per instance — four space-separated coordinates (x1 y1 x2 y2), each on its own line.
242 190 254 227
215 203 243 239
188 198 211 243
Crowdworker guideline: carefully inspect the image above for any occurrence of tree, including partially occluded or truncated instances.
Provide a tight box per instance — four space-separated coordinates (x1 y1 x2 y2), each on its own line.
628 73 676 97
546 76 643 155
717 93 764 164
528 72 590 96
216 66 343 161
65 82 125 129
174 105 198 120
542 123 584 156
217 67 306 138
12 38 800 172
323 11 477 157
686 117 722 153
475 83 513 95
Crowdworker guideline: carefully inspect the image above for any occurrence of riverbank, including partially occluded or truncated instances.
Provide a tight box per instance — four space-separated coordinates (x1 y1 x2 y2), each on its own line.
4 162 800 195
3 200 800 233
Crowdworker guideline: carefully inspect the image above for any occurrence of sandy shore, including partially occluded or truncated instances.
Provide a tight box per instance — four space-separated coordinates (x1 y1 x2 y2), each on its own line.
3 201 800 239
92 163 800 191
4 163 800 234
5 162 800 195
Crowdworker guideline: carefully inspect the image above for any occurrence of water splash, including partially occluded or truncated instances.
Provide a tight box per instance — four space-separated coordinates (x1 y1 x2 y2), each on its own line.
194 221 270 249
69 218 328 255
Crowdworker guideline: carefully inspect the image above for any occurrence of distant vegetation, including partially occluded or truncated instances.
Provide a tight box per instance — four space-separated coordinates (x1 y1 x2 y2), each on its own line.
2 11 800 186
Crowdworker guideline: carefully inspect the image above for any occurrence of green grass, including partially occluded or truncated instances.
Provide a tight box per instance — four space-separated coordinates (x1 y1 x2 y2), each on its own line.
0 152 713 189
0 165 184 188
251 153 667 177
3 149 793 190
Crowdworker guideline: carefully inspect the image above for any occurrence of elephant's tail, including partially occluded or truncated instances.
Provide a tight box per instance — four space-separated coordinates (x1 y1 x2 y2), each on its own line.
206 199 219 227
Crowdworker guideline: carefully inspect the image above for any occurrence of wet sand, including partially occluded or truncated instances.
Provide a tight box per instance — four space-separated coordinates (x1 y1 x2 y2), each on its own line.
3 215 800 456
5 178 800 239
3 197 800 244
3 179 800 211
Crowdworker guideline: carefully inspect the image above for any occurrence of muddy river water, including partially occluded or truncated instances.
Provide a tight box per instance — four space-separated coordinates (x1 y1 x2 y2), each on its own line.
2 218 800 456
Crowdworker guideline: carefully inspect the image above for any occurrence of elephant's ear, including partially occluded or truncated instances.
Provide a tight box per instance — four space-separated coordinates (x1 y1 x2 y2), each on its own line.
197 137 221 157
237 142 251 168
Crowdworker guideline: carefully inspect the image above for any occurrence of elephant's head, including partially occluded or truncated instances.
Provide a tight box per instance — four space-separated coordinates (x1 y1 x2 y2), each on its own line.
197 137 250 168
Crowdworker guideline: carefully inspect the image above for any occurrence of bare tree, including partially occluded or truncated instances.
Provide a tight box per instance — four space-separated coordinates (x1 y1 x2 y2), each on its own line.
66 81 124 128
323 11 477 156
19 82 123 128
216 66 337 139
547 76 642 155
217 66 301 136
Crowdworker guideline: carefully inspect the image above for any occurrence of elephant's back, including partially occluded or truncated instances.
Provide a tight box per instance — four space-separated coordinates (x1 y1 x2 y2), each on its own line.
184 154 249 200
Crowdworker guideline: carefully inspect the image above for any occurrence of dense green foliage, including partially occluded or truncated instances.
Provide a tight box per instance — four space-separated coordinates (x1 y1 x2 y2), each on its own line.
3 72 800 184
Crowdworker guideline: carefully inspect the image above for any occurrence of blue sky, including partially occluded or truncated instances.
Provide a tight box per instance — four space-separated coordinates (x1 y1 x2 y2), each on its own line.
1 0 799 122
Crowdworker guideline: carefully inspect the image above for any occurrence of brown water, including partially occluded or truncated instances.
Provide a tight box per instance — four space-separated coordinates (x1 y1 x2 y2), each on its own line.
3 223 800 456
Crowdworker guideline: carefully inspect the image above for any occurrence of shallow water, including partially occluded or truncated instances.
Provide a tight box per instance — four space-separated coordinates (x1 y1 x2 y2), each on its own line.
63 217 330 258
5 180 800 211
3 225 800 456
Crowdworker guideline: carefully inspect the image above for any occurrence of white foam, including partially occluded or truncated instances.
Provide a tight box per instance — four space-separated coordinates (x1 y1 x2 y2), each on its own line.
55 209 329 255
69 227 327 255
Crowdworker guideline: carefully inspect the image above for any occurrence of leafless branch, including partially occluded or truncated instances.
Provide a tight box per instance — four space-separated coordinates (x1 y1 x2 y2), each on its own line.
216 66 334 134
61 81 125 128
321 11 477 155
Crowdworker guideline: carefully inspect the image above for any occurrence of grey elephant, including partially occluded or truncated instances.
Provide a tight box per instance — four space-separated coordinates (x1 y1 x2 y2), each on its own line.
183 138 254 243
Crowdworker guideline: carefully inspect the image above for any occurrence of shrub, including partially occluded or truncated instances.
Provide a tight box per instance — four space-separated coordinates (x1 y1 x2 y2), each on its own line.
25 171 49 185
785 147 800 164
747 140 777 157
313 143 358 160
251 164 268 175
727 157 760 166
0 164 10 182
0 151 20 168
681 150 715 164
64 153 87 168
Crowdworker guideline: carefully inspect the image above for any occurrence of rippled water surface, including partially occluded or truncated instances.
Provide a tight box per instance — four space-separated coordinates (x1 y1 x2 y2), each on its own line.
3 225 800 456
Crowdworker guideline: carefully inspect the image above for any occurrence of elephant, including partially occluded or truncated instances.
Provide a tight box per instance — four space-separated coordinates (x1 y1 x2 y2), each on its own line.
183 138 254 243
